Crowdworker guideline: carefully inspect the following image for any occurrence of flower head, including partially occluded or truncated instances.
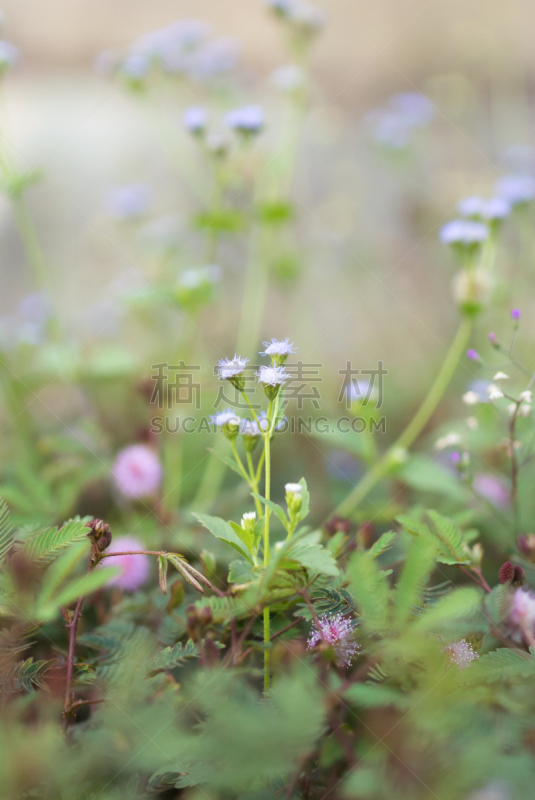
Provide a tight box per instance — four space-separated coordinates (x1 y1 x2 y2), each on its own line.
307 613 359 667
444 639 478 669
217 354 249 382
105 535 151 591
508 587 535 642
462 391 479 406
439 219 489 246
511 308 521 321
256 365 291 386
261 338 296 357
466 349 479 362
183 105 208 134
225 104 264 134
210 408 240 427
112 444 162 499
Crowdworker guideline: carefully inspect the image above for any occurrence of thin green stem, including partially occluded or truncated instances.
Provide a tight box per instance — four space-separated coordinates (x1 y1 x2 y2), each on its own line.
241 390 263 428
262 399 274 693
335 316 473 518
247 450 263 518
231 440 252 486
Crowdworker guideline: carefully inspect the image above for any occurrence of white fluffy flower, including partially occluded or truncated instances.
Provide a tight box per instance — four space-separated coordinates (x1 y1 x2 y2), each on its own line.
260 338 296 357
520 390 532 403
445 639 478 669
217 354 249 380
239 418 262 437
435 432 461 451
493 371 509 381
256 365 290 386
439 219 489 245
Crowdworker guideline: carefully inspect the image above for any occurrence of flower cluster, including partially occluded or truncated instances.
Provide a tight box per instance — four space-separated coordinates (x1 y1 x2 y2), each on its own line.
444 639 479 669
112 444 162 500
307 613 360 667
365 92 434 150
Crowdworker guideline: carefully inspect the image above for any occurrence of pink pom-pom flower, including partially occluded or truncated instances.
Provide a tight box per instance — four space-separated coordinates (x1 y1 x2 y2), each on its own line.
444 639 478 669
105 535 150 591
112 444 162 499
307 613 359 667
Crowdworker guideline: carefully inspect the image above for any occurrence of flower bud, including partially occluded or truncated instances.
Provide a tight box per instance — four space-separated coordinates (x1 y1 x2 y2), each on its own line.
285 483 303 515
86 519 112 552
452 268 492 316
241 511 257 538
499 561 514 584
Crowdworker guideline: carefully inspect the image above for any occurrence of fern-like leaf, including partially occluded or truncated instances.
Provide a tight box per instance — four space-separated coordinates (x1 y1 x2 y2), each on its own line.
466 648 535 684
0 658 55 693
148 640 198 675
22 518 90 562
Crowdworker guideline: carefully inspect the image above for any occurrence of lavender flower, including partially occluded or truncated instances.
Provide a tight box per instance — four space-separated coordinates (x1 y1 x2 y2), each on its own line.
105 535 150 591
482 197 510 221
225 105 264 135
508 587 535 643
104 184 151 220
439 219 489 246
183 105 208 134
209 408 241 428
112 444 162 499
307 613 359 667
466 349 479 362
388 92 434 126
457 196 485 217
511 308 521 321
495 174 535 205
445 639 478 669
472 473 509 508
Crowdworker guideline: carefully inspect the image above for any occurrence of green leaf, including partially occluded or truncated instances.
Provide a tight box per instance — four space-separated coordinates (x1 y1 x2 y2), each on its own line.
22 518 90 563
251 494 289 528
427 510 471 565
399 455 466 500
347 551 391 633
0 658 55 694
38 566 119 621
286 533 339 577
39 541 89 605
193 514 254 564
465 648 535 684
148 640 198 675
394 534 436 627
228 559 255 584
229 520 255 552
412 587 483 634
344 682 408 710
0 499 14 565
296 477 310 522
368 531 396 559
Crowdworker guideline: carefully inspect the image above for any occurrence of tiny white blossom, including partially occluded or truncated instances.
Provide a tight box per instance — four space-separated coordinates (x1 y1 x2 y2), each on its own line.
520 404 532 417
466 416 479 430
520 390 532 403
435 432 461 451
285 482 302 494
462 391 479 406
217 354 249 380
240 418 262 437
241 511 256 524
488 389 504 401
256 365 291 386
260 338 296 357
507 403 517 416
493 371 509 381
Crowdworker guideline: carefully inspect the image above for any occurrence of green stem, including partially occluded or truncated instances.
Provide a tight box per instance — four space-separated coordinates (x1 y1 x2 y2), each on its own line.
335 316 473 518
231 440 251 486
263 399 273 693
247 451 263 518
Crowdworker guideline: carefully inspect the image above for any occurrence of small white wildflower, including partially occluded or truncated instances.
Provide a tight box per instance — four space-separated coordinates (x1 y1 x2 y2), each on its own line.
520 390 532 403
260 338 296 357
507 403 517 416
488 389 504 401
217 354 249 380
462 391 479 406
256 365 290 386
242 511 256 522
240 418 261 437
457 196 484 217
285 482 302 494
520 404 532 417
209 408 240 427
466 416 478 430
493 371 509 381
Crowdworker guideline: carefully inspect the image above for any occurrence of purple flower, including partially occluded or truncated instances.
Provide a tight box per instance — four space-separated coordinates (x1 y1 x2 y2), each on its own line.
105 535 150 591
450 451 460 464
112 444 162 499
183 106 207 134
488 332 498 346
508 587 535 643
389 92 434 126
307 613 359 667
472 473 509 509
225 104 264 134
511 308 521 321
104 184 151 220
466 349 479 362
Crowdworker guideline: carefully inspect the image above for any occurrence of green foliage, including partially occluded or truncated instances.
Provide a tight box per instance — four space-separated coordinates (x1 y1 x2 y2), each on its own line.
0 657 55 693
148 640 198 675
22 517 91 562
466 648 535 684
193 513 254 563
0 499 14 565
